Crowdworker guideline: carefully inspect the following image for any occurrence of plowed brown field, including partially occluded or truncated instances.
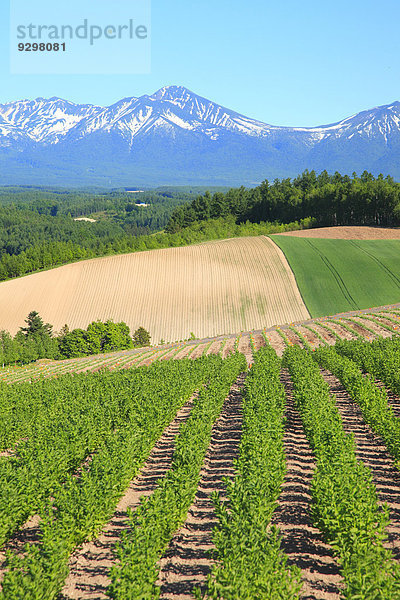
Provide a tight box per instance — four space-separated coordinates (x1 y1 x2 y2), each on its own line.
280 226 400 239
0 237 309 343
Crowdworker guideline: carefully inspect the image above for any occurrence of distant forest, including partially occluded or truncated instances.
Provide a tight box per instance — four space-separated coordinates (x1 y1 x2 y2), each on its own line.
0 171 398 281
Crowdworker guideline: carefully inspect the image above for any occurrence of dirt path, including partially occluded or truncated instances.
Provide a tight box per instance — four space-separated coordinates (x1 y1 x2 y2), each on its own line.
272 370 342 600
157 374 245 600
320 370 400 560
60 396 196 600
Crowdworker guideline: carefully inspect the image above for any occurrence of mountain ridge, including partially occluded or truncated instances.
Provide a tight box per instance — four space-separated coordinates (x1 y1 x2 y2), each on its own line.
0 86 399 186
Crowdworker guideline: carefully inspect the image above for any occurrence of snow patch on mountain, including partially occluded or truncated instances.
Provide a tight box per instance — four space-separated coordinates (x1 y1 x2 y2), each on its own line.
0 87 399 182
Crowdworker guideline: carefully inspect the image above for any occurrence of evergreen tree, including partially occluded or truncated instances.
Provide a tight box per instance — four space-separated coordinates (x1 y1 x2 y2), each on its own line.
20 311 53 338
133 327 151 347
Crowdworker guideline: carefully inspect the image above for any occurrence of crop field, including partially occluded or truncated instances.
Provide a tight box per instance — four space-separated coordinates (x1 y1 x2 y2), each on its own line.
2 230 400 346
272 235 400 317
279 225 400 239
0 236 309 344
3 326 400 599
0 304 400 384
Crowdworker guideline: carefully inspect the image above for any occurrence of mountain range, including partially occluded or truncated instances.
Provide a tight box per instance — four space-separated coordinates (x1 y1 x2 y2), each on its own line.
0 85 399 187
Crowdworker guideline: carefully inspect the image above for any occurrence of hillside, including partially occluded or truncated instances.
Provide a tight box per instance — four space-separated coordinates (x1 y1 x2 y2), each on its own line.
2 302 400 598
272 235 400 316
0 236 309 343
280 226 400 239
1 302 399 383
2 228 400 345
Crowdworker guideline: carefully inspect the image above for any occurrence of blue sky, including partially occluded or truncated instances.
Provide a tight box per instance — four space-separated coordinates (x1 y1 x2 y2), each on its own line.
1 0 399 126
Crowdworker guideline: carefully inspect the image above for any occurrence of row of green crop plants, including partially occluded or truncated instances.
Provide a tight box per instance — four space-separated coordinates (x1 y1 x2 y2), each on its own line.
200 342 400 599
286 346 400 599
0 353 244 599
3 336 400 598
122 334 400 599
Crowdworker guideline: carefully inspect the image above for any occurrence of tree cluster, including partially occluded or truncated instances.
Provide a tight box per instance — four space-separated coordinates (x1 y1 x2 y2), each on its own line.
0 311 151 366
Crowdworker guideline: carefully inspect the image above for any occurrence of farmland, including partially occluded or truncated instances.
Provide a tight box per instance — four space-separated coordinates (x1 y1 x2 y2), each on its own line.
2 227 400 347
1 227 400 349
3 220 400 597
2 313 400 598
0 236 309 343
0 302 400 384
272 235 400 317
279 225 400 240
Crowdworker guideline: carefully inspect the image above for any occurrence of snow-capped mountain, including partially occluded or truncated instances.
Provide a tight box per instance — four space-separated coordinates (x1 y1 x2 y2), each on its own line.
0 86 399 186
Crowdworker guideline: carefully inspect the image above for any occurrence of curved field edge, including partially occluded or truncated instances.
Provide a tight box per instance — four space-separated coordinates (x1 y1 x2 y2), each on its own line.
0 236 309 344
271 236 400 317
2 304 400 383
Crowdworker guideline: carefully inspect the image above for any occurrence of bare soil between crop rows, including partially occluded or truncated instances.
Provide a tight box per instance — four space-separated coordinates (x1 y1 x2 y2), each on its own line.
274 370 343 600
368 377 400 419
157 374 245 599
321 370 400 560
0 514 42 585
60 396 196 600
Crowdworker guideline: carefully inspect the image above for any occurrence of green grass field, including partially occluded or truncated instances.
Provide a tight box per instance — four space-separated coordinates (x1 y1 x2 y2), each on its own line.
272 236 400 317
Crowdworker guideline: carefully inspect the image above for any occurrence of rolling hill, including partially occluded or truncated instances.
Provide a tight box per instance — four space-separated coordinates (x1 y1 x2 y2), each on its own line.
0 236 309 343
1 229 400 344
272 234 400 316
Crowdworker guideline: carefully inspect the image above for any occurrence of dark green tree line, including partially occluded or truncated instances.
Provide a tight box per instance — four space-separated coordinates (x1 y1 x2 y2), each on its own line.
166 171 400 233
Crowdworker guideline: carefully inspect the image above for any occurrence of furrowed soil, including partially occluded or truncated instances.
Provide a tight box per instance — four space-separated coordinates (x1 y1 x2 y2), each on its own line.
0 236 309 344
295 325 323 349
157 374 245 599
285 328 304 348
237 334 253 365
323 321 355 341
308 324 336 345
60 396 196 600
205 339 222 356
266 330 288 357
320 370 400 560
342 319 377 340
352 316 393 338
280 226 400 239
274 370 343 600
251 332 267 351
0 515 42 585
367 377 400 419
